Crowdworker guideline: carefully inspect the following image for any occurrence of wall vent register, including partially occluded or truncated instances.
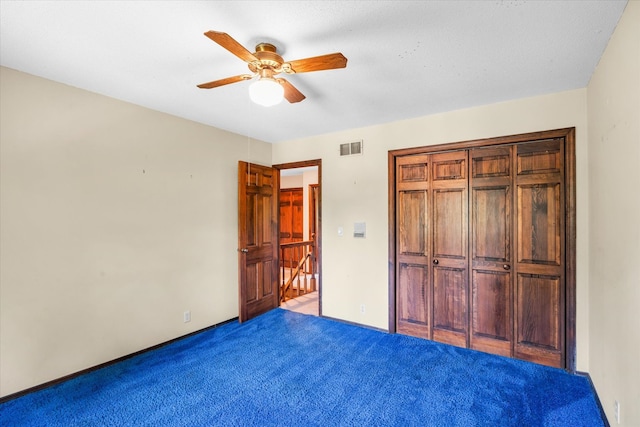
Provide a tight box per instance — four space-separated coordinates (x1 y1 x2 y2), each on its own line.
340 140 363 156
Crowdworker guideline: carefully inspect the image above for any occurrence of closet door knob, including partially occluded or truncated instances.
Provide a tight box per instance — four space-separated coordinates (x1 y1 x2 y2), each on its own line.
239 248 249 253
503 264 510 270
433 259 439 265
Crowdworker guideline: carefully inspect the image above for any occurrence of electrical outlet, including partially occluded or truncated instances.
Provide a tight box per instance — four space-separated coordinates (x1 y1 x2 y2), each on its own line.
360 304 366 314
614 400 620 424
183 310 191 323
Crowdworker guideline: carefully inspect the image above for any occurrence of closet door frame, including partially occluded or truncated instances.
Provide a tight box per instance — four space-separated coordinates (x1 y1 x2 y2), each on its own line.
387 127 576 372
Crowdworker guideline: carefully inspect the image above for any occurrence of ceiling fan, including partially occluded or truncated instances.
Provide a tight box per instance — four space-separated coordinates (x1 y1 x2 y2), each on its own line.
197 31 347 106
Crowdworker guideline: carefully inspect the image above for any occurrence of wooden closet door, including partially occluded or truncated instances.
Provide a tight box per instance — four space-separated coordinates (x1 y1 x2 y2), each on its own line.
514 139 565 367
391 129 574 369
279 188 303 243
431 151 469 347
396 155 431 339
469 146 513 357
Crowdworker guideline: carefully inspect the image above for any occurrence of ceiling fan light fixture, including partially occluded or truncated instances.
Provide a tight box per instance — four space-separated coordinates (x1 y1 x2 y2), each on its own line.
249 77 284 107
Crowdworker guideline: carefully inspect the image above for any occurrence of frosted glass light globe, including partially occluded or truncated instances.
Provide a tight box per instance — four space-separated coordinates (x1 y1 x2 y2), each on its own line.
249 78 284 107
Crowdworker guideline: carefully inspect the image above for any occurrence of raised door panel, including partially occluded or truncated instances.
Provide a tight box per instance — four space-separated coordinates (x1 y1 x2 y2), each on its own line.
433 189 466 260
469 146 513 356
396 155 431 338
517 184 561 266
472 187 510 262
514 140 564 368
398 190 428 257
246 192 258 247
291 189 304 240
244 259 276 302
431 151 468 348
397 263 429 338
471 270 511 356
397 155 430 191
279 190 292 242
432 156 466 181
432 266 467 346
516 139 562 177
514 274 562 366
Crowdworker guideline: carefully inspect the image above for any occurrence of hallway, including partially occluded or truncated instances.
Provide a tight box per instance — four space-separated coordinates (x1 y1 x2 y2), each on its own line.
280 291 318 316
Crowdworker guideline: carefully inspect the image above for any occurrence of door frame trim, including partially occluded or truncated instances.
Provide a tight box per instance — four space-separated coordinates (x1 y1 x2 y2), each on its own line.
273 159 322 316
388 128 576 371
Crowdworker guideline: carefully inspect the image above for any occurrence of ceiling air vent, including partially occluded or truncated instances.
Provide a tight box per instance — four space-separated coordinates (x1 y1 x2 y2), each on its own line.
340 140 363 156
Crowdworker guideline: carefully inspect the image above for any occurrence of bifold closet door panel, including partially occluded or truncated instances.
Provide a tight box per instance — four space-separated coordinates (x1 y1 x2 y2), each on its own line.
430 151 469 348
514 139 565 368
469 146 513 357
396 155 431 339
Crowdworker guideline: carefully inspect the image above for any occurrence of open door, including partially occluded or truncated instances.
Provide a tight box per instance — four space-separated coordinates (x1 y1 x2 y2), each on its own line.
238 161 279 322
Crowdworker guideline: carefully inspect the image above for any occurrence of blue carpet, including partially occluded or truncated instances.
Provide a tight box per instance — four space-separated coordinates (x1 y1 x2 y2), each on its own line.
1 309 604 426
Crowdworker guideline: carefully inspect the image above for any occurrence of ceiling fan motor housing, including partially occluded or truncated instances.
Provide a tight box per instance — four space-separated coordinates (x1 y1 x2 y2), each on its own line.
249 43 285 74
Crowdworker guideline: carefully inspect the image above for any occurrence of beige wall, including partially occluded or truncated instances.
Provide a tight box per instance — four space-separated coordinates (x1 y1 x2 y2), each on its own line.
587 2 640 425
0 67 271 397
280 174 304 189
273 89 590 370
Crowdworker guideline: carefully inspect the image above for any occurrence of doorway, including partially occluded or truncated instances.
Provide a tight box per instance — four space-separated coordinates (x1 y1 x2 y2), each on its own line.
274 160 322 317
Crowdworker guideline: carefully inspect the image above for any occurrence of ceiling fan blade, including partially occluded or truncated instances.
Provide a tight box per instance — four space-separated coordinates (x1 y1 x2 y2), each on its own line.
285 52 347 73
197 74 252 89
278 78 306 103
204 31 258 63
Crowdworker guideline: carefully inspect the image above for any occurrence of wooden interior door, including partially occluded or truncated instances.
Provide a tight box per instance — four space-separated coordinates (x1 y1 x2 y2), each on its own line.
279 188 304 243
469 146 513 357
430 151 469 348
396 154 431 338
279 188 303 268
238 161 279 323
513 139 565 367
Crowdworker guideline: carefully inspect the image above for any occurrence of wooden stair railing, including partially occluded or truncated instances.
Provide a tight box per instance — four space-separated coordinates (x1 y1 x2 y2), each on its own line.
280 239 316 302
281 252 311 302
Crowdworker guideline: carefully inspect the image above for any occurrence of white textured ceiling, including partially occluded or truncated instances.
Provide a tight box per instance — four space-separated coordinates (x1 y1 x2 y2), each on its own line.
0 1 628 143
